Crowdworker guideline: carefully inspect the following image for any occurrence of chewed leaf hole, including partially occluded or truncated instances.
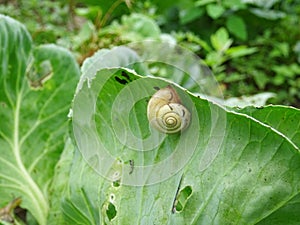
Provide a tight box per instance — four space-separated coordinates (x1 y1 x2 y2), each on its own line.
112 180 120 188
114 76 128 85
106 202 117 221
110 194 115 202
113 69 135 86
28 60 53 89
175 185 193 213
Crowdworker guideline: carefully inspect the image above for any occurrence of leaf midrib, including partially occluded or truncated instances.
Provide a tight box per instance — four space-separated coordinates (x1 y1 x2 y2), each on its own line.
11 84 48 225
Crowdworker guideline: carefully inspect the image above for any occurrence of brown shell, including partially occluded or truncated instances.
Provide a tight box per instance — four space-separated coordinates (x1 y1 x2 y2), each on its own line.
147 86 191 134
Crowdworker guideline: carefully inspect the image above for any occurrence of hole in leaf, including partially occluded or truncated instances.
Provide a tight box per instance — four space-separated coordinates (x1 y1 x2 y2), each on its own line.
112 180 120 188
114 76 128 85
0 197 26 223
129 159 134 174
106 202 117 221
110 194 115 202
174 185 193 213
112 171 121 180
28 60 53 89
121 71 131 81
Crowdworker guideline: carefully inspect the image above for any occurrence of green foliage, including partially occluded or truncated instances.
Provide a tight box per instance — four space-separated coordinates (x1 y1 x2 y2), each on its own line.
0 1 70 44
1 10 300 224
226 15 247 41
138 0 300 106
111 13 161 40
0 15 79 224
75 0 132 20
64 47 300 224
2 0 298 105
205 27 257 75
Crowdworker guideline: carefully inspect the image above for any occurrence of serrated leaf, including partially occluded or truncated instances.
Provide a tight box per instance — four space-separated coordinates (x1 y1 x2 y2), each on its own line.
0 15 79 224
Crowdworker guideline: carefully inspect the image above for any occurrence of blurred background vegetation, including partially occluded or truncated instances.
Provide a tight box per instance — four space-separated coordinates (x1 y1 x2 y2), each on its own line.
1 0 300 106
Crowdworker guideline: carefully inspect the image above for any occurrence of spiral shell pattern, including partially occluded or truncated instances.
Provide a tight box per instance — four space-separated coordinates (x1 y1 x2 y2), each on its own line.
147 86 191 134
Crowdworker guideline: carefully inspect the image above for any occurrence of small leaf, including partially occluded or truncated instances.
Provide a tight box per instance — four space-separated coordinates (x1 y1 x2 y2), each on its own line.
211 27 232 51
223 0 246 9
250 8 286 20
206 4 225 19
120 13 161 41
73 21 95 49
226 45 257 58
252 70 269 89
180 7 204 24
226 15 247 40
244 0 281 9
195 0 216 7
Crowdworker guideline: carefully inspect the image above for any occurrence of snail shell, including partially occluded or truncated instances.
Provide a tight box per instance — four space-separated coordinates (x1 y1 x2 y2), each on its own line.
147 85 191 134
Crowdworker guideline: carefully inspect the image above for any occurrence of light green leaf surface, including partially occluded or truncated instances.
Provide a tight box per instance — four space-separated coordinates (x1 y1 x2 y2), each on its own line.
47 138 75 225
206 4 225 19
257 194 300 225
237 105 300 149
211 27 233 52
121 13 161 39
179 7 204 24
0 15 79 224
80 46 148 81
225 45 258 59
67 60 300 224
237 106 300 225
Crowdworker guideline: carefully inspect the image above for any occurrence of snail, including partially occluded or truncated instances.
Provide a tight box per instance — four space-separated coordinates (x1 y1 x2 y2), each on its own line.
147 85 191 134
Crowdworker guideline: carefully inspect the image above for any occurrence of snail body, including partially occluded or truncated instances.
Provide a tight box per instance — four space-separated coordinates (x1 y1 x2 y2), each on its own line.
147 85 191 134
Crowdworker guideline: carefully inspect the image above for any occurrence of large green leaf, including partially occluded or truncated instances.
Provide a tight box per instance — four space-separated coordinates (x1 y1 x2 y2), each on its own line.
68 61 300 224
0 15 79 224
236 105 300 225
47 138 75 225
